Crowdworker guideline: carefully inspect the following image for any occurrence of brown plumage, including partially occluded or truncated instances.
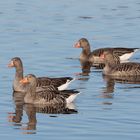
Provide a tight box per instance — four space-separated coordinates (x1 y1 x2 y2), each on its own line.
20 74 79 105
37 76 73 88
8 57 74 92
100 51 140 77
74 38 139 65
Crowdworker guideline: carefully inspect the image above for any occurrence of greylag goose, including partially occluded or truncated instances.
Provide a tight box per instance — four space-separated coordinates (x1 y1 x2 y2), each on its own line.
74 38 139 64
20 74 79 105
100 51 140 77
8 57 75 92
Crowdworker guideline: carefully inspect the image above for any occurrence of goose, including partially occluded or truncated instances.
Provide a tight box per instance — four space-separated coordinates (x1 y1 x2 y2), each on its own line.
20 74 79 105
74 38 139 64
8 57 75 92
100 51 140 77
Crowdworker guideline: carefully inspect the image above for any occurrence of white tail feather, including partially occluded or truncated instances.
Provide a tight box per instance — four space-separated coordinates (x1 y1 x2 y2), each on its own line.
134 48 140 52
120 52 134 61
66 93 80 104
66 103 76 109
120 49 139 61
58 78 76 91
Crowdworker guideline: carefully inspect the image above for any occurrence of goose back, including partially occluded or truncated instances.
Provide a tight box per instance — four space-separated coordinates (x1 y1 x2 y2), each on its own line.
101 51 140 76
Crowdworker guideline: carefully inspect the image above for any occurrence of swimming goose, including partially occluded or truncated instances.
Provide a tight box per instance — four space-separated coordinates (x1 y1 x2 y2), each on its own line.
20 74 79 105
100 51 140 76
8 57 75 92
74 38 139 64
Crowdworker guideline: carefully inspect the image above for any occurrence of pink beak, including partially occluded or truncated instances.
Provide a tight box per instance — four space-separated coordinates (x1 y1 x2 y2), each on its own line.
74 42 81 48
8 61 14 68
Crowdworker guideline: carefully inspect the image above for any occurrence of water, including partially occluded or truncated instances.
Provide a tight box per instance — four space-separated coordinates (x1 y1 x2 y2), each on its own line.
1 0 140 139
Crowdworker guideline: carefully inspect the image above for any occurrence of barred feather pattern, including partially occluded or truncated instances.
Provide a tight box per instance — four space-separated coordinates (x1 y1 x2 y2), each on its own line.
112 47 138 56
111 62 140 76
35 103 66 114
37 77 73 88
107 53 120 65
35 89 79 105
23 74 78 105
9 57 73 92
103 51 140 76
35 104 78 114
90 47 138 57
76 38 139 69
37 84 58 92
35 89 66 105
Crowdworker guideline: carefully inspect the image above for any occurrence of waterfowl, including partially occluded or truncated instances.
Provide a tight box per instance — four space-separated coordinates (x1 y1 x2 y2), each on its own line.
100 51 140 77
8 57 75 92
20 74 79 105
74 38 139 64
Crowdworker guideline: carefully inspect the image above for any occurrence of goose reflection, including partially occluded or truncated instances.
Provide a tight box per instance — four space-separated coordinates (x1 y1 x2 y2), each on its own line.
103 75 140 94
80 60 91 76
102 75 115 94
8 91 78 134
100 75 140 107
76 61 104 83
79 59 105 76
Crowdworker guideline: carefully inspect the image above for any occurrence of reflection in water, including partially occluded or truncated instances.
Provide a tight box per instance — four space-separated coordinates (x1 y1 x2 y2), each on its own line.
8 92 78 134
103 75 140 93
75 60 91 81
102 76 115 94
101 75 140 106
8 103 37 134
79 60 105 76
100 76 114 106
80 60 91 76
112 76 140 85
103 75 140 84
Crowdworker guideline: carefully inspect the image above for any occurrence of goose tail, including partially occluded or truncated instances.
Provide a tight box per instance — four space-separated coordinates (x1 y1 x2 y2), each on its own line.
66 92 80 104
58 78 76 91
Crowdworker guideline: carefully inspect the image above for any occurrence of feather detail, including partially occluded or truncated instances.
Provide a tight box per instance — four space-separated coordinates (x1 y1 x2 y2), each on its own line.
22 74 79 105
102 51 140 76
9 57 74 92
74 38 139 64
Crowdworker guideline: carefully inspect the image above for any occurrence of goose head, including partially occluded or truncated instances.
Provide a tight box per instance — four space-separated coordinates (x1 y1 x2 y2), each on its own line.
74 38 90 50
8 57 23 69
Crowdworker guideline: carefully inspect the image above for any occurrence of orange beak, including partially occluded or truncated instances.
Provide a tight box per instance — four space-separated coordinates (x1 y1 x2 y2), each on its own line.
8 61 14 68
74 42 81 48
20 77 28 84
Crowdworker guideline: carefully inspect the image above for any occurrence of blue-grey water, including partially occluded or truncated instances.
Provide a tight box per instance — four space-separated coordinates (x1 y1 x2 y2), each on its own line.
1 0 140 140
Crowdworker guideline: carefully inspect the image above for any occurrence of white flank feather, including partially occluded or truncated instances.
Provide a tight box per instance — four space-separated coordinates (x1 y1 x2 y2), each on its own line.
66 93 80 104
120 48 139 61
120 52 134 61
58 78 76 91
66 103 76 109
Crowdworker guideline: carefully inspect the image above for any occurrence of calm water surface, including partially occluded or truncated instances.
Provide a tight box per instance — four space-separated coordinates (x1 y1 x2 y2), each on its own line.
1 0 140 140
